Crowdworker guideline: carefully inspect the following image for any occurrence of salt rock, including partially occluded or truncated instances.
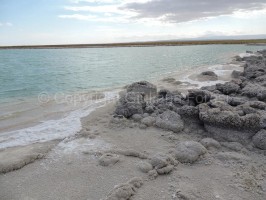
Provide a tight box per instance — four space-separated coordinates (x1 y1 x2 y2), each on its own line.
173 141 207 163
98 153 120 166
155 110 184 133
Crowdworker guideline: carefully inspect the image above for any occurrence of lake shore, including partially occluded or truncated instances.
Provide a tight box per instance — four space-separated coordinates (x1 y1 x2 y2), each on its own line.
1 39 266 49
1 50 266 200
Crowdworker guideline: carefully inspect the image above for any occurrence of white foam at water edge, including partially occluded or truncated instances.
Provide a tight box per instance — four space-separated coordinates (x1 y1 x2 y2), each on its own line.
180 64 227 88
238 52 258 58
208 64 241 76
54 137 112 155
0 91 120 149
180 64 242 89
181 76 226 89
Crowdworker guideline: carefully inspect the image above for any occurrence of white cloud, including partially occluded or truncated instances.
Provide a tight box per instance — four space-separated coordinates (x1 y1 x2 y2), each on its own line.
58 0 266 42
59 13 129 23
232 8 266 19
62 0 266 26
64 5 126 14
59 14 98 20
123 0 266 23
61 2 175 25
69 0 150 4
69 0 117 3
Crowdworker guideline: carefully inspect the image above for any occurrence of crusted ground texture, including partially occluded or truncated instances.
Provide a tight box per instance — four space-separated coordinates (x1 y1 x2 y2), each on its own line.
114 50 266 147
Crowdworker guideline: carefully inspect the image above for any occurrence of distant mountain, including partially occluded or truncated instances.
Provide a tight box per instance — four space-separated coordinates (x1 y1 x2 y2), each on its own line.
1 35 266 49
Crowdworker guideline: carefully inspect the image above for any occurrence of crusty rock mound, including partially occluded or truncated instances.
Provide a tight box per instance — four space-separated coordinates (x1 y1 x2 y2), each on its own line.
199 71 218 80
141 116 156 127
155 110 184 133
173 141 207 163
105 177 143 200
216 82 240 95
113 51 266 149
199 103 263 131
231 70 243 79
114 92 146 118
98 153 120 166
198 102 265 144
201 71 218 77
126 81 157 96
187 89 211 106
149 153 176 175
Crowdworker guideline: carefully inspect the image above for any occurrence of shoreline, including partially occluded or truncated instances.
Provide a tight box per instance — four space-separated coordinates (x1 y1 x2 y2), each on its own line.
1 39 266 50
0 50 236 135
1 49 266 199
0 56 241 144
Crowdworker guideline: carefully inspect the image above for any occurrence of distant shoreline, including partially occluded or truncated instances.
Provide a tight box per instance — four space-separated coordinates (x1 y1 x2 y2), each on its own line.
1 39 266 49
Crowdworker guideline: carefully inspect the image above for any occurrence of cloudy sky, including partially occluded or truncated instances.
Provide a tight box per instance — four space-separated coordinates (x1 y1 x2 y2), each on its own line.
1 0 266 45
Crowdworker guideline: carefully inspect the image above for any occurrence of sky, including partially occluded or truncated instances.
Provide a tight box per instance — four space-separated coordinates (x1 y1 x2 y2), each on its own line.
0 0 266 45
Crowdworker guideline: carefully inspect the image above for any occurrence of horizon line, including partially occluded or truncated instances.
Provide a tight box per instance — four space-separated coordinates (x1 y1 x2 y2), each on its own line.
1 38 266 49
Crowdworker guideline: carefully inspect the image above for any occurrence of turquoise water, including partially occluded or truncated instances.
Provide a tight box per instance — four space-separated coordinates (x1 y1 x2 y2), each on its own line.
0 45 265 102
1 44 266 148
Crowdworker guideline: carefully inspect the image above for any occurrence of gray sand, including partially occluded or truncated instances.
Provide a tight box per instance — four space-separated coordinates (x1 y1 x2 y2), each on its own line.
1 102 265 200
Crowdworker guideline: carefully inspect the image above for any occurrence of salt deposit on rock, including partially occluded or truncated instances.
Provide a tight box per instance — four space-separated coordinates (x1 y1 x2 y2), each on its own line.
155 110 184 133
105 177 143 200
126 81 157 96
173 141 207 163
98 153 120 166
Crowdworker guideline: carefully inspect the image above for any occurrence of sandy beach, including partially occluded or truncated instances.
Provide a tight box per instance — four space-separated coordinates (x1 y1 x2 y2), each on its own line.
1 50 266 200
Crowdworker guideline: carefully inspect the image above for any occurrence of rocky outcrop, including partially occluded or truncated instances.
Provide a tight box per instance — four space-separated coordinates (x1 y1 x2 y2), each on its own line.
177 105 203 127
144 89 187 115
231 70 243 79
243 61 266 79
201 71 218 77
114 92 146 118
198 102 264 144
199 71 218 81
216 82 240 95
202 53 266 147
201 85 217 93
113 50 266 148
127 81 157 96
187 89 212 106
177 105 199 119
241 83 265 98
